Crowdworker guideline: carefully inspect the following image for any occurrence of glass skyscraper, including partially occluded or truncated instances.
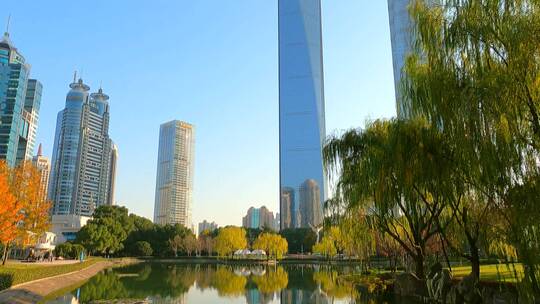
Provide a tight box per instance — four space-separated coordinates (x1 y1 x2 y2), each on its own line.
154 120 195 227
388 0 436 116
279 0 326 229
49 78 116 216
0 31 42 167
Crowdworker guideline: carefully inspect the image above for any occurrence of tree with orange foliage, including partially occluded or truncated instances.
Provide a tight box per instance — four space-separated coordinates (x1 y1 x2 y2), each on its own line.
13 161 51 247
0 161 22 265
0 161 52 265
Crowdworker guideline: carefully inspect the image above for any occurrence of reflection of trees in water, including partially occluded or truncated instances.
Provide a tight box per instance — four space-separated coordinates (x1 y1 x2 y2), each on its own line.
252 266 288 294
312 269 358 300
77 270 129 302
71 263 368 303
164 265 197 293
76 264 197 302
211 266 247 297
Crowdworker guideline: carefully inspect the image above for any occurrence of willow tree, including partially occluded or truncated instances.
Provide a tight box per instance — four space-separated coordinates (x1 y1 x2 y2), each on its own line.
324 118 454 279
404 0 540 295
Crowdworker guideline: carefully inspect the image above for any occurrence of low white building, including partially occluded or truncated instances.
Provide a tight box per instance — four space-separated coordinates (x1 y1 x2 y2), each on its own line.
35 232 57 252
51 214 91 244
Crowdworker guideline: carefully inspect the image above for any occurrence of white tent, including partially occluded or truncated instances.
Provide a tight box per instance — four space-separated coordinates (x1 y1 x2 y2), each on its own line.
252 249 266 256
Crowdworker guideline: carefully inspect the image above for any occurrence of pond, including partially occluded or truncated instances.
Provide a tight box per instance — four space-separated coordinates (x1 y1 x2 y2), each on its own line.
46 262 418 303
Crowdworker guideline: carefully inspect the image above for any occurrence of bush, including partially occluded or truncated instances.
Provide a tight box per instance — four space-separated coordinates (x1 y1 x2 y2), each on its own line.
133 241 153 256
71 244 86 259
54 243 86 259
55 242 73 258
0 273 13 291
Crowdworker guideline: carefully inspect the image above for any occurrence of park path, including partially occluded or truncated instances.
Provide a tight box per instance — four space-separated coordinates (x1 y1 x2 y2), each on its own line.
0 261 113 304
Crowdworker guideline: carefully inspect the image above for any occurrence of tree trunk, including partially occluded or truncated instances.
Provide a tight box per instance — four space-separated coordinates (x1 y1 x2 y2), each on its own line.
414 254 425 279
1 243 10 266
470 243 480 280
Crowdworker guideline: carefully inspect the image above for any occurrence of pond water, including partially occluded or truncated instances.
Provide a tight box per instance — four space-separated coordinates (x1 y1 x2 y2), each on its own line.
47 262 416 303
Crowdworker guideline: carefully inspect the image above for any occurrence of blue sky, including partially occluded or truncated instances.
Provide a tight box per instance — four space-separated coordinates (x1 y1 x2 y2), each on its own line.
4 1 396 227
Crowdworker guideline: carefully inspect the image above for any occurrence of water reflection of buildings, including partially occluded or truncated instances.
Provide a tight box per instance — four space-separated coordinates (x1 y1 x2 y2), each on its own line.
280 289 329 304
246 288 275 304
299 179 323 227
281 179 323 229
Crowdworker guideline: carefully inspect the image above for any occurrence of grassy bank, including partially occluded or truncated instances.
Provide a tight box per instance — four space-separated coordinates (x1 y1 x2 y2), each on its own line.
0 258 104 291
451 264 524 283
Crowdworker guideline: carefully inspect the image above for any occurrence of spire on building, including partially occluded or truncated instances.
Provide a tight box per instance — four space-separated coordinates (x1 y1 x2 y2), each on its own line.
1 15 14 48
37 143 43 156
4 14 10 38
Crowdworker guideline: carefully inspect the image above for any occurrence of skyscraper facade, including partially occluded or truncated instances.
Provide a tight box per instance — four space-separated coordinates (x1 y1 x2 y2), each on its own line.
107 143 118 206
32 144 50 202
153 120 195 227
388 0 436 116
48 78 116 217
279 0 326 230
0 31 42 167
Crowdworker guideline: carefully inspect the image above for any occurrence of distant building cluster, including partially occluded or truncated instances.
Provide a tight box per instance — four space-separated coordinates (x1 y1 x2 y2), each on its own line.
242 206 279 231
0 30 118 243
198 220 218 235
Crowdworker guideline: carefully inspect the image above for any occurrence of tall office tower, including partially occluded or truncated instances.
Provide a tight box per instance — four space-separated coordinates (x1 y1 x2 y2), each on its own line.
242 206 276 230
299 179 323 227
153 120 195 227
32 144 50 201
107 143 118 205
49 78 116 216
0 31 42 167
279 0 326 230
388 0 437 116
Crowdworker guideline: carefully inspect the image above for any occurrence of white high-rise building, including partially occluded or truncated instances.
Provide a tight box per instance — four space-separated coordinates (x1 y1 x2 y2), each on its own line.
153 120 195 227
32 143 50 202
48 78 116 217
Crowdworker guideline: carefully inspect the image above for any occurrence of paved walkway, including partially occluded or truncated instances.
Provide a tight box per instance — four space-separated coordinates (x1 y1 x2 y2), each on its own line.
0 261 113 304
7 259 80 267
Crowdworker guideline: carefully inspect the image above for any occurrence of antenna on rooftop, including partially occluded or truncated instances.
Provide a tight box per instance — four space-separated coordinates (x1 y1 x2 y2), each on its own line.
6 15 10 33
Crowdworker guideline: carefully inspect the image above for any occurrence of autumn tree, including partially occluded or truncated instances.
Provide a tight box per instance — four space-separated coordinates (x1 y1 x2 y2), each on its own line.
13 161 51 246
0 161 51 265
214 226 247 258
339 207 375 266
253 233 288 260
313 236 337 259
0 166 20 265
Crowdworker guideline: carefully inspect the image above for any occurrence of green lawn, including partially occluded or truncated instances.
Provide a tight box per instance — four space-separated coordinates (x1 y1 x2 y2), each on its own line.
0 258 103 291
451 264 524 283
